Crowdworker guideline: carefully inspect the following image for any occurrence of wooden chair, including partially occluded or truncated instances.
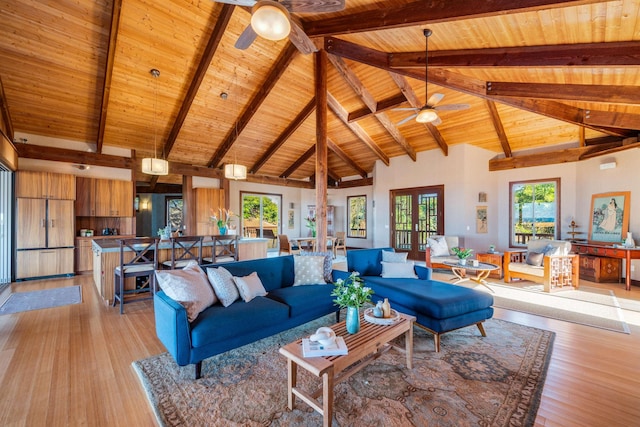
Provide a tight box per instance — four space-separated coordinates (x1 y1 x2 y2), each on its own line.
203 235 239 263
278 234 300 255
161 235 204 269
113 237 158 314
333 231 346 257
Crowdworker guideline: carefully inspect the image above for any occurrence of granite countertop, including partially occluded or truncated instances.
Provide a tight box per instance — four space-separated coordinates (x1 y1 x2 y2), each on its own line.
92 237 267 253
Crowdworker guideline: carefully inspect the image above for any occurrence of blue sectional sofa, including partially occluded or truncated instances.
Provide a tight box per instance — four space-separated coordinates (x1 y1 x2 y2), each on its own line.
154 255 339 379
337 248 494 352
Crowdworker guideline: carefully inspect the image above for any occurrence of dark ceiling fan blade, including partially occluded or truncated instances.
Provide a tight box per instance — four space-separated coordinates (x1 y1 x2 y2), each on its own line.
434 103 471 111
281 0 345 13
426 93 444 107
212 0 256 6
235 24 258 50
288 16 317 54
397 113 418 126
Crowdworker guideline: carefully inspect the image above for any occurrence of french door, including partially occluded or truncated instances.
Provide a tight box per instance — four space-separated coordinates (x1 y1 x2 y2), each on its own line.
390 185 444 260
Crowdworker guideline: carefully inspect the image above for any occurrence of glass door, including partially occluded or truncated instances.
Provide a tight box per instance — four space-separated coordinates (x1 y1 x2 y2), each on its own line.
391 186 444 260
240 192 281 250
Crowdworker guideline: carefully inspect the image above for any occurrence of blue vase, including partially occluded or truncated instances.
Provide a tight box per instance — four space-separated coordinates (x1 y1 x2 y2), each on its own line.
346 306 360 334
219 226 227 235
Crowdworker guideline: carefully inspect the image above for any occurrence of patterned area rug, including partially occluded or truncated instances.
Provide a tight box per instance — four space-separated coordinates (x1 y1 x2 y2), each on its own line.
0 285 82 315
133 315 554 426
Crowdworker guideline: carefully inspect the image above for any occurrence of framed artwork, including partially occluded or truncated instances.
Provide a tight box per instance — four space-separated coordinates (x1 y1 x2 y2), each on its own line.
589 191 630 244
347 195 367 238
287 210 294 229
476 206 488 233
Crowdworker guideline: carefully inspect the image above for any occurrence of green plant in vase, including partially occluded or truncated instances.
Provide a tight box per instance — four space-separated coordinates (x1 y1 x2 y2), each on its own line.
331 272 374 334
451 247 473 265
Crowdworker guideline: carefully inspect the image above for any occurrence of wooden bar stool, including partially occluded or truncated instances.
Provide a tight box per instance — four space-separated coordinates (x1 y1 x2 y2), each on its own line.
113 237 158 314
161 235 204 269
203 235 239 263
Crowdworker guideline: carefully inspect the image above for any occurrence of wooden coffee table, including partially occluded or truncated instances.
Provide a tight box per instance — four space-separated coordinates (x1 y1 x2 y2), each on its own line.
279 312 416 427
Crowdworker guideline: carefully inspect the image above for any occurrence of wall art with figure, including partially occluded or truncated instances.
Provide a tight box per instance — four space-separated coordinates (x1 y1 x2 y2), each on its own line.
589 191 630 244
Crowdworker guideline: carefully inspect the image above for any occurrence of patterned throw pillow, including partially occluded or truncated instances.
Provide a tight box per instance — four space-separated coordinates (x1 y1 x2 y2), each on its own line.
427 236 450 257
233 272 267 302
381 261 418 278
156 261 216 322
382 251 408 263
293 255 327 286
206 266 240 307
299 251 333 282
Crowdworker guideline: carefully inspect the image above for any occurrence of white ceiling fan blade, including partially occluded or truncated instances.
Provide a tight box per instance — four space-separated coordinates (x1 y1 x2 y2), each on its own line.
235 24 258 50
281 0 345 13
288 16 317 54
212 0 256 6
397 114 418 126
434 103 471 111
392 107 420 111
426 93 444 107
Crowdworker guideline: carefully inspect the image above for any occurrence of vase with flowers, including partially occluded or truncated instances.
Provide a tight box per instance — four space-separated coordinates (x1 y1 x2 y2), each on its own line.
331 272 374 334
451 247 473 265
210 208 236 235
305 216 317 237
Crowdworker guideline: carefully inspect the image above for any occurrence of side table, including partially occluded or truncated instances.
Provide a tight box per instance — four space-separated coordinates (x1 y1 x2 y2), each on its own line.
476 252 504 279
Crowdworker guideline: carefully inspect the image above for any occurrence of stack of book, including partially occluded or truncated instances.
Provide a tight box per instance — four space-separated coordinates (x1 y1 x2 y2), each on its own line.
302 336 348 357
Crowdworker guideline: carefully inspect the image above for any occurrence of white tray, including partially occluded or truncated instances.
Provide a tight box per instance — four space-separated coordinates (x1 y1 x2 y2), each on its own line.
364 308 400 325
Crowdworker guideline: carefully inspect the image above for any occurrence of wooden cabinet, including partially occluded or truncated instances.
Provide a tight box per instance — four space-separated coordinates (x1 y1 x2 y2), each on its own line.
76 177 133 217
75 238 93 273
195 188 225 235
16 171 75 199
476 252 504 279
16 248 74 279
579 254 621 283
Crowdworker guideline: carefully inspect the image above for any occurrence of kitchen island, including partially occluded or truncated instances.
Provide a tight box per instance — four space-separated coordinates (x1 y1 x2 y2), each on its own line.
91 237 268 305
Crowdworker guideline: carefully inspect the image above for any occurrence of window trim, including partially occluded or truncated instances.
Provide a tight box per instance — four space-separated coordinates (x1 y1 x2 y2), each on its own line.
509 178 561 248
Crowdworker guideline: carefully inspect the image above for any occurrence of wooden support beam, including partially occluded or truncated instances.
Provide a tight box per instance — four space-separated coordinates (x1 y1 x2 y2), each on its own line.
335 177 373 188
163 4 235 158
327 92 390 166
348 94 407 122
208 44 298 168
327 138 368 178
16 144 134 169
251 97 316 174
485 100 512 157
487 82 640 105
584 110 640 130
315 49 328 251
281 145 315 178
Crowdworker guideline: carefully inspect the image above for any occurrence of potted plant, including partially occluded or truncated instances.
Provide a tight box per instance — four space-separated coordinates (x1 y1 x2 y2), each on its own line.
451 247 473 265
330 272 374 334
305 216 317 237
210 208 236 235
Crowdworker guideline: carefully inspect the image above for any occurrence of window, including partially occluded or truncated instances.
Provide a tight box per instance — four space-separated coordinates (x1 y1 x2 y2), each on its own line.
241 192 281 249
510 178 560 247
347 195 367 238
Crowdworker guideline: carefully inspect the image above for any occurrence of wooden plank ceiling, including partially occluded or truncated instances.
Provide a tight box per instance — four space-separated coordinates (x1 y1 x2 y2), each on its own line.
0 0 639 188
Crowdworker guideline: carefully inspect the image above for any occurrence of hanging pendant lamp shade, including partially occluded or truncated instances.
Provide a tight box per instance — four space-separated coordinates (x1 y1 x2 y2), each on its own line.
142 68 169 176
224 163 247 180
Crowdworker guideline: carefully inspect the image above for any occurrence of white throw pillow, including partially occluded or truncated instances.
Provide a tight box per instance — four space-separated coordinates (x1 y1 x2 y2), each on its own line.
293 255 326 286
233 272 267 302
427 236 450 257
156 261 216 322
382 251 408 263
381 261 418 279
206 266 240 307
299 251 333 282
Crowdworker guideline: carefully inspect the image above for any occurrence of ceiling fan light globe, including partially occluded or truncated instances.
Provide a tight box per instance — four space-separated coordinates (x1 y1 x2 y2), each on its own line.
415 109 439 123
251 2 291 41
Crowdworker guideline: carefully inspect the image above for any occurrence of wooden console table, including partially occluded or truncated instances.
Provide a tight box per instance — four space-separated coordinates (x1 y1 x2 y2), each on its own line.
572 243 640 291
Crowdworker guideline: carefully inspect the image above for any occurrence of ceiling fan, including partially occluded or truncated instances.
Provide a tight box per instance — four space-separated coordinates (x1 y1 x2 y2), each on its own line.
213 0 345 54
395 29 470 126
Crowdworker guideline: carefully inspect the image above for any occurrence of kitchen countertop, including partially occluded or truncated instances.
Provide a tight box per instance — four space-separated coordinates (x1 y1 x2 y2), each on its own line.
92 236 268 253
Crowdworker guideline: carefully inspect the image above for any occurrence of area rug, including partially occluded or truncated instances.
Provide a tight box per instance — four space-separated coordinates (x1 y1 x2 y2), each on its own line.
133 315 554 427
0 285 82 315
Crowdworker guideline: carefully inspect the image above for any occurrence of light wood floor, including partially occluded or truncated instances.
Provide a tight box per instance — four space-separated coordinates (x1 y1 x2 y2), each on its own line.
1 274 640 426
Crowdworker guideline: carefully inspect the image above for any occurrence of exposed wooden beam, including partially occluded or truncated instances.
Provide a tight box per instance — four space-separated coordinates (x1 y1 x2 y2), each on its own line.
389 72 448 156
485 100 512 157
137 183 183 194
579 140 640 160
163 4 235 158
579 126 586 147
207 44 298 168
584 110 640 130
326 138 368 178
489 140 623 171
242 173 314 188
348 94 407 122
16 144 134 169
327 92 390 166
315 49 329 252
389 41 640 68
305 0 601 36
487 82 640 105
281 145 315 178
327 54 416 161
335 177 373 188
250 97 316 174
96 0 122 154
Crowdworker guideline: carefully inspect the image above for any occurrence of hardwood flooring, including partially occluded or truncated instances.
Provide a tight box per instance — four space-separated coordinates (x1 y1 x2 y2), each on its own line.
1 274 640 426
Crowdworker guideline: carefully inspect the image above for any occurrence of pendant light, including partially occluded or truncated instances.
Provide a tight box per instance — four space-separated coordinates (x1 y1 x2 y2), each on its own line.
142 68 169 176
224 71 247 180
